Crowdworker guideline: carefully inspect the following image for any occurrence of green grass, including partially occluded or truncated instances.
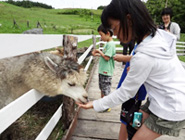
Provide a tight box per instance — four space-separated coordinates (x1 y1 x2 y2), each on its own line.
178 33 185 62
179 56 185 62
180 33 185 42
78 38 95 48
0 2 102 34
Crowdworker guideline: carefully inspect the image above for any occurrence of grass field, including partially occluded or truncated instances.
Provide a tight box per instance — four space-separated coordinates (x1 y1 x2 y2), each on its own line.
0 2 102 34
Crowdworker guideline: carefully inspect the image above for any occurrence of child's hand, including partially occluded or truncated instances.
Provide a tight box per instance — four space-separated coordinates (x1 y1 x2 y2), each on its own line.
92 50 96 56
76 101 93 109
92 49 101 56
94 53 101 56
113 54 124 62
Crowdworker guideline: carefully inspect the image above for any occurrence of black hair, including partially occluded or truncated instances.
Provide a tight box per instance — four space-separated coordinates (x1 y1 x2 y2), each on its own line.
101 0 157 44
161 8 173 18
97 24 113 37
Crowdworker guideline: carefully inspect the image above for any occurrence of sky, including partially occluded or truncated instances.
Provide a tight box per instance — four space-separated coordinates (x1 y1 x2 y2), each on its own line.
30 0 112 9
9 0 112 9
4 0 147 9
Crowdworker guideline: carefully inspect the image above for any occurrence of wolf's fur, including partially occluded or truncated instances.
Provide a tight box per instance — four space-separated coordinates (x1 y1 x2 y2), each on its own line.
0 52 88 109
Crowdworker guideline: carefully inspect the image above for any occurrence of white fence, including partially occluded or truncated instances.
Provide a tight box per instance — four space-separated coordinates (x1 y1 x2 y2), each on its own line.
176 41 185 56
0 34 94 139
98 40 185 68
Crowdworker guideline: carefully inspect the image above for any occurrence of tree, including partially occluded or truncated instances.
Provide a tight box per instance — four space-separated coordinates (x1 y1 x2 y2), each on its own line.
97 5 106 10
145 0 185 33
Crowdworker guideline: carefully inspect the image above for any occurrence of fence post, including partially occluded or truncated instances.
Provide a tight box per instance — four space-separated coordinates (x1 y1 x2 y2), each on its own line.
62 35 78 129
99 38 103 50
92 35 96 50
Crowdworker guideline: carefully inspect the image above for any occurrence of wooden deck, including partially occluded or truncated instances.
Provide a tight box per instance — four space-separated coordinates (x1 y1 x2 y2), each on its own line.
64 61 185 140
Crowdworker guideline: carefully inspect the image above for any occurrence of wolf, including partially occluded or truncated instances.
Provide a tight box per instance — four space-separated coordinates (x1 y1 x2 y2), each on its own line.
0 52 88 109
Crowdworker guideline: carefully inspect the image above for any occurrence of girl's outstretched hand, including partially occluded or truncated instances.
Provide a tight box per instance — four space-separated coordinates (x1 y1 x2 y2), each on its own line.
76 101 93 109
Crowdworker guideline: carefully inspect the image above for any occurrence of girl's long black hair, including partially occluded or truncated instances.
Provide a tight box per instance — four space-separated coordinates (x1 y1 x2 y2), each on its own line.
101 0 157 44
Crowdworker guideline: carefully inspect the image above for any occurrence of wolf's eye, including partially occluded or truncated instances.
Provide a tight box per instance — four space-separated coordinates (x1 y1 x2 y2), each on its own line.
68 83 76 86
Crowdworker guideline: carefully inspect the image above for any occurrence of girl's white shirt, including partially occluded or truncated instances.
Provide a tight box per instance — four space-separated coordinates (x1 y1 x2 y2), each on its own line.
93 29 185 121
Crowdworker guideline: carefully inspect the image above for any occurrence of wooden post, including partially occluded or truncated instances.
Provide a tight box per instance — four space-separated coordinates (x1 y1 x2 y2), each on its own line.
92 35 96 49
63 35 78 61
62 35 78 129
27 21 29 28
37 21 42 28
13 19 19 28
99 38 103 50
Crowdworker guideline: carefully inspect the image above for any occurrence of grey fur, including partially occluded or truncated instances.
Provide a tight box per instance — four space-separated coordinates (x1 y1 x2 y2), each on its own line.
0 52 87 109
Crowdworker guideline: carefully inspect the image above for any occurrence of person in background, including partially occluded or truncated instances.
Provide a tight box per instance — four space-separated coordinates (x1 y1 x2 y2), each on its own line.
77 0 185 140
120 40 135 65
159 7 181 40
92 24 116 112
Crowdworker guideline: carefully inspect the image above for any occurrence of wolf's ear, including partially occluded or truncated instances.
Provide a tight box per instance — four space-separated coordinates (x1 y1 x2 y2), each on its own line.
44 56 58 73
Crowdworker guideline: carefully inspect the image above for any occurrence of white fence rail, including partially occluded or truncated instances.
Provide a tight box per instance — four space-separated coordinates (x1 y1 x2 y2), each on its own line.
176 41 185 56
99 41 185 55
0 89 44 134
0 34 94 139
0 34 93 59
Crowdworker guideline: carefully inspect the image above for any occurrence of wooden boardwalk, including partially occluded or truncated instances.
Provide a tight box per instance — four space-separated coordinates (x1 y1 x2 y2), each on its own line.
66 61 185 140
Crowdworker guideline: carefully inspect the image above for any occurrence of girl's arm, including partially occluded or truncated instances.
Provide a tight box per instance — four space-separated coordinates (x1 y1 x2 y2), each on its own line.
113 54 132 62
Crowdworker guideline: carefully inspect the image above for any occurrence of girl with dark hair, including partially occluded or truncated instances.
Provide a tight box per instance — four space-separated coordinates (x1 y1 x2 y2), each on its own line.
159 7 181 40
77 0 185 140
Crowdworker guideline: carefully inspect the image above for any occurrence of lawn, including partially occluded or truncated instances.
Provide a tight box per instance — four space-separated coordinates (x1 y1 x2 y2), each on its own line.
0 2 102 34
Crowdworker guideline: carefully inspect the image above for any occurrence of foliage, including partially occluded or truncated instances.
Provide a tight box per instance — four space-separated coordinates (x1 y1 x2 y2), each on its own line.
97 5 106 10
4 0 53 9
145 0 185 33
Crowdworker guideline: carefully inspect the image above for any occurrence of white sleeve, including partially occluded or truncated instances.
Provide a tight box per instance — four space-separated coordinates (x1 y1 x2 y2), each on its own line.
93 53 153 112
171 22 181 40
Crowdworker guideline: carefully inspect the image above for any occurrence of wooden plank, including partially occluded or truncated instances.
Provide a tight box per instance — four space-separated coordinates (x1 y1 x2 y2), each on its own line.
71 136 102 140
78 108 120 123
73 120 120 139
